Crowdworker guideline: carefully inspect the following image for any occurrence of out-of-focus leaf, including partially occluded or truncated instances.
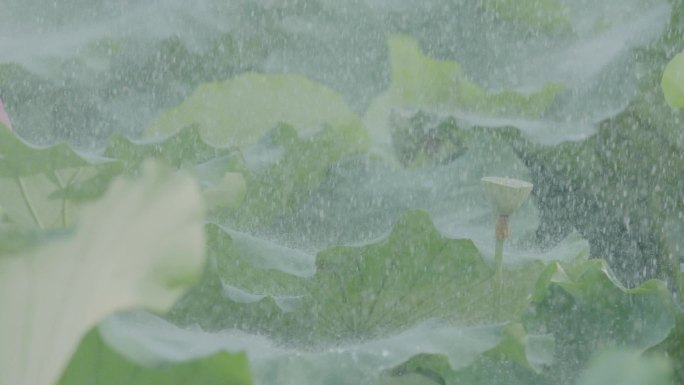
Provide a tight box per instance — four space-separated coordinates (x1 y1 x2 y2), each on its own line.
379 323 549 385
99 310 522 385
228 122 368 228
59 329 252 385
662 50 684 108
173 210 557 346
388 109 471 167
576 350 673 385
207 224 312 297
0 63 116 147
305 210 490 342
0 31 266 146
0 162 205 385
481 0 572 33
104 126 236 169
508 98 684 287
650 313 684 384
364 35 564 143
0 224 66 255
202 172 247 210
104 125 248 209
0 126 111 178
389 32 568 115
501 2 684 288
523 259 677 384
0 128 122 228
168 222 312 337
266 119 588 272
147 73 366 147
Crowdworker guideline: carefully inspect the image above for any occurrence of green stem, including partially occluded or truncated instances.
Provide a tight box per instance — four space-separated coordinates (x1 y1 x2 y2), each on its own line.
52 171 68 227
16 176 44 229
52 168 83 227
668 251 683 307
494 237 505 317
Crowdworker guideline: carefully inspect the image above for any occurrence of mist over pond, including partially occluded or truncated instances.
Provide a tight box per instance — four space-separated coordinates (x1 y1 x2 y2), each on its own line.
1 1 684 385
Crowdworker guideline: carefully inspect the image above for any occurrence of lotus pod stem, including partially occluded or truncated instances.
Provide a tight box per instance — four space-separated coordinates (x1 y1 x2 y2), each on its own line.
481 176 533 318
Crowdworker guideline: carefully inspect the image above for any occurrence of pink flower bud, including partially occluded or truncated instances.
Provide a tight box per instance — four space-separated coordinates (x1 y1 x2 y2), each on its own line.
0 98 11 130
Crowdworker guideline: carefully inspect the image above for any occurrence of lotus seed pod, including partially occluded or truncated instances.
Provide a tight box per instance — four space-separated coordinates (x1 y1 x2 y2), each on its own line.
481 176 533 216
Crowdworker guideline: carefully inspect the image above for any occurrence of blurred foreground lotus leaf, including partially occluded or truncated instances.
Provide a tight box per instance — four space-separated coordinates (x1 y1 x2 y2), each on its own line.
0 162 205 385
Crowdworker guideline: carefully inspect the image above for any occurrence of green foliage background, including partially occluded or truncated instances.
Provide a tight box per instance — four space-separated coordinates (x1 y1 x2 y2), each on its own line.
1 0 684 384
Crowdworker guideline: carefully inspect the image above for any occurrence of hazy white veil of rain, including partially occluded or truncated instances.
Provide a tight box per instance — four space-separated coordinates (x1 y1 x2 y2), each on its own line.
1 0 680 384
0 0 670 144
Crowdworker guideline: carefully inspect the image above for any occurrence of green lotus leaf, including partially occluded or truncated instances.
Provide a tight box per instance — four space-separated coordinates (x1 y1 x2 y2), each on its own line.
104 126 237 169
508 104 684 289
169 223 312 336
207 223 311 296
379 323 549 385
0 162 205 385
576 350 673 385
0 128 122 228
174 210 554 347
0 125 113 178
364 35 564 142
662 50 684 109
386 35 565 116
147 73 366 147
169 270 303 337
524 259 677 383
105 125 247 210
388 109 472 167
59 329 252 385
97 310 530 385
202 172 247 210
0 33 265 145
304 210 491 342
0 63 116 146
481 0 572 33
0 225 66 255
650 312 684 384
228 122 368 228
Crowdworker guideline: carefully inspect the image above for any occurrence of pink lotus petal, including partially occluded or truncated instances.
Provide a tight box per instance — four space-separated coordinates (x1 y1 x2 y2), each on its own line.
0 98 11 130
